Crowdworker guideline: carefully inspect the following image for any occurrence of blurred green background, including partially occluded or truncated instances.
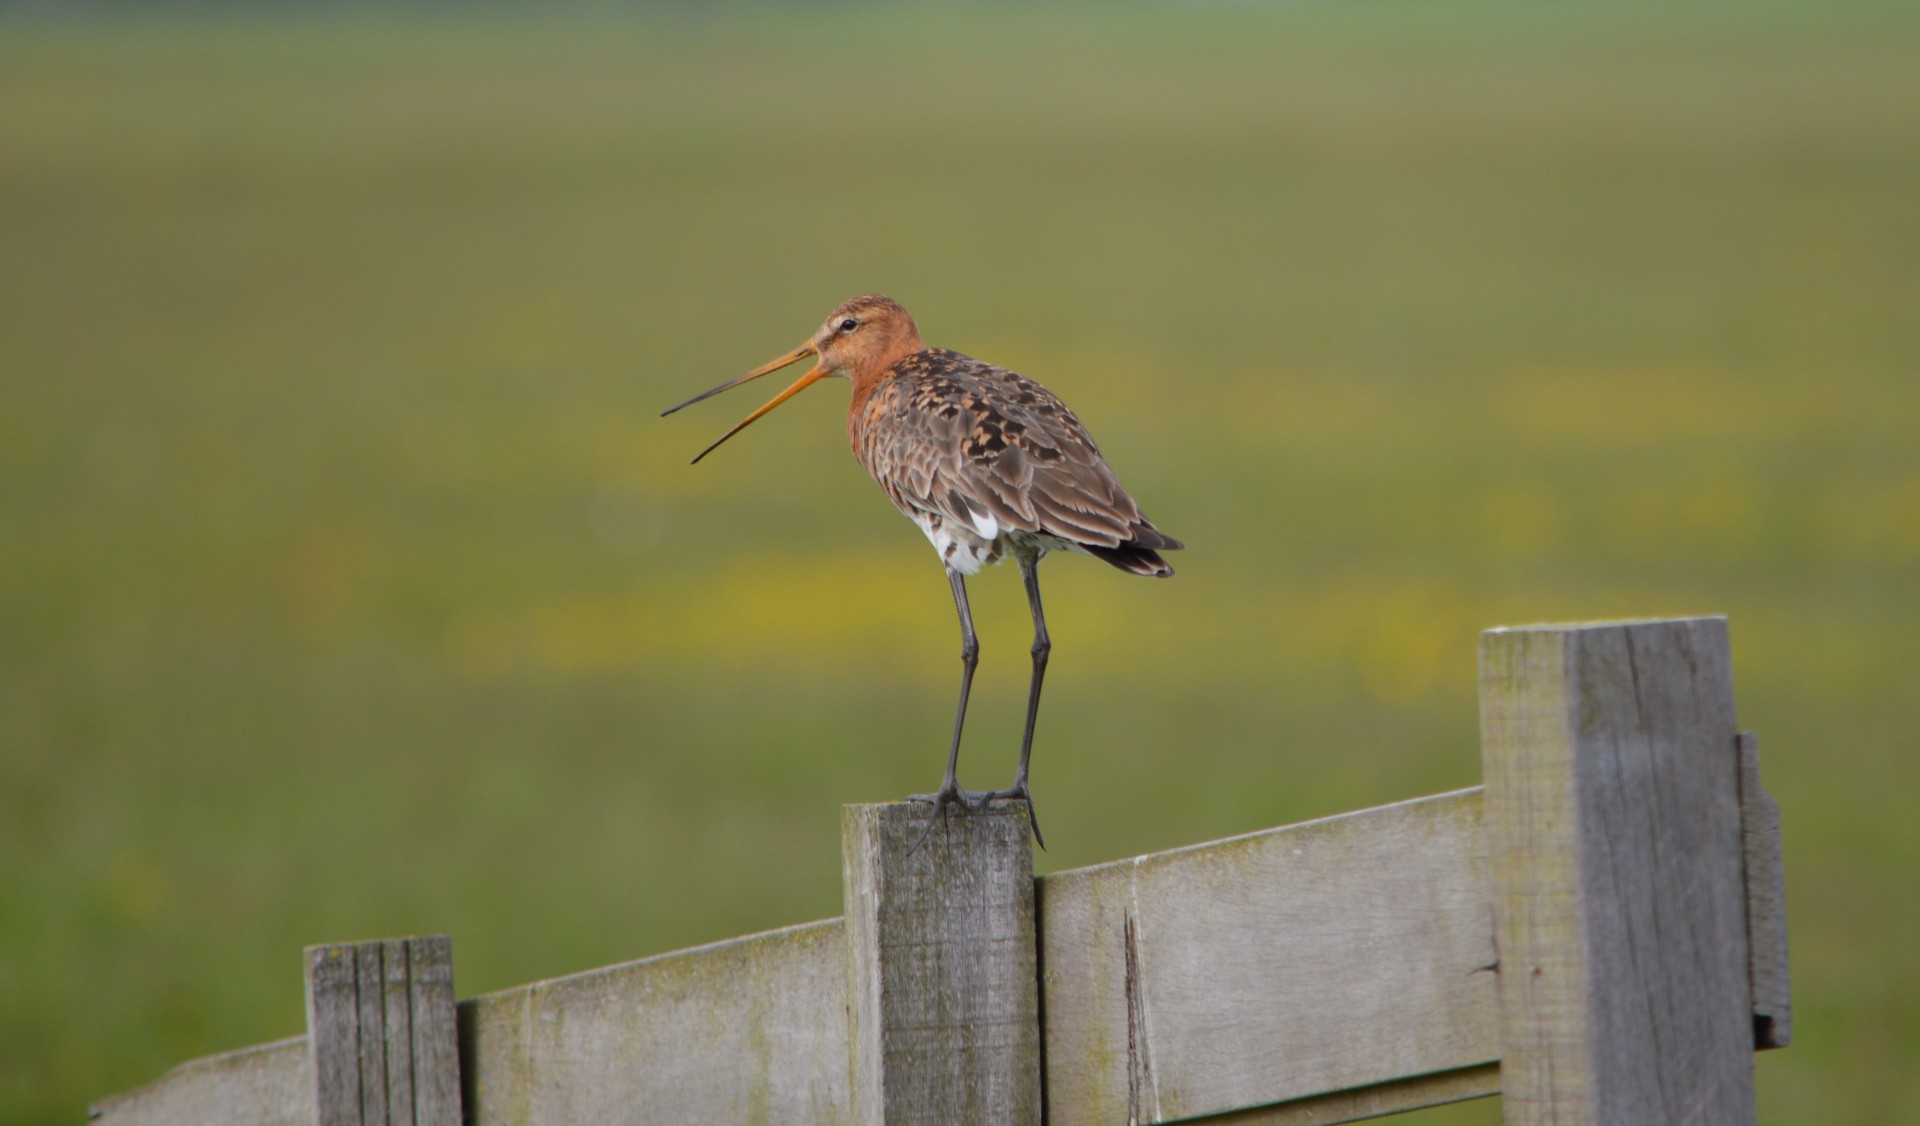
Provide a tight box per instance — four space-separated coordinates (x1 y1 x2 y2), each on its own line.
3 2 1916 1122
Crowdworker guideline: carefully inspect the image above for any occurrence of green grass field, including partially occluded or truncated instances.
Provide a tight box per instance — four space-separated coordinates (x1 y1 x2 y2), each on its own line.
3 3 1917 1121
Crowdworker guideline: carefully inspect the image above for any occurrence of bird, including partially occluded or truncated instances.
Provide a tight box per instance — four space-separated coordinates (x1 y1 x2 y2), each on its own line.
662 295 1182 847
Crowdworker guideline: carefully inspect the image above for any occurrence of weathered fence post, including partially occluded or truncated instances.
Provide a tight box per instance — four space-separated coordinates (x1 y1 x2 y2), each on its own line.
1479 617 1757 1125
302 935 461 1126
1737 732 1793 1050
842 802 1041 1125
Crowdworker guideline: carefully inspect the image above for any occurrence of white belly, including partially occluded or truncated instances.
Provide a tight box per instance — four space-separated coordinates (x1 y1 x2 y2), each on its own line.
906 510 1074 575
910 510 1001 575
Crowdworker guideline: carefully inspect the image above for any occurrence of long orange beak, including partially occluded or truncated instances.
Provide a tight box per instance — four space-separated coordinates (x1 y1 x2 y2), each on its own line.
661 342 829 464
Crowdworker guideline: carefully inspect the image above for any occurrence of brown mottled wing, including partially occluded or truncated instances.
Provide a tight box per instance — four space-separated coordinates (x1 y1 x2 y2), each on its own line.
859 350 1181 553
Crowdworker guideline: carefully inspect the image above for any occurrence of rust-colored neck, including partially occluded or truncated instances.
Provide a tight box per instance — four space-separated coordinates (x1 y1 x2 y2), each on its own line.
846 337 924 433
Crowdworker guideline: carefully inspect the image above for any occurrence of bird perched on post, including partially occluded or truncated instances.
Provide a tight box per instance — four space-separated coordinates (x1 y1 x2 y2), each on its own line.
663 295 1182 846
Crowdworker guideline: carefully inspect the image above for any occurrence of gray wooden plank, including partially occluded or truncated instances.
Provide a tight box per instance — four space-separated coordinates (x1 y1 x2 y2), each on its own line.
1479 617 1756 1125
88 1037 313 1126
458 918 849 1125
843 801 1041 1126
306 943 363 1126
1736 732 1792 1050
355 942 389 1126
1176 1063 1500 1126
407 934 461 1126
379 939 413 1125
1040 788 1499 1126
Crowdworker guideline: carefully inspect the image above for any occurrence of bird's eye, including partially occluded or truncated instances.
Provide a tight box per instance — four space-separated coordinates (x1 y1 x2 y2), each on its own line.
838 318 858 333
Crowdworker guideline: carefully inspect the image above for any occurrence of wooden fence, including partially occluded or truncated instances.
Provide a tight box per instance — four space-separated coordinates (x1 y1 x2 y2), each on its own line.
91 616 1791 1125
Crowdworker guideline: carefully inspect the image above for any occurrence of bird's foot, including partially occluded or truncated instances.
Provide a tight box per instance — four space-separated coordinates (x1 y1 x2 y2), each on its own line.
905 780 992 855
905 783 992 810
978 780 1046 850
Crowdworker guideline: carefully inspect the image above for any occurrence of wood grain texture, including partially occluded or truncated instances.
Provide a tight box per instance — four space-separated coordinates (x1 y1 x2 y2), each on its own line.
1737 732 1792 1050
1479 617 1756 1125
407 935 462 1124
307 943 362 1126
843 802 1041 1126
381 940 413 1125
304 935 461 1126
1178 1063 1500 1126
458 918 849 1125
354 942 390 1126
88 1037 312 1125
1040 788 1499 1125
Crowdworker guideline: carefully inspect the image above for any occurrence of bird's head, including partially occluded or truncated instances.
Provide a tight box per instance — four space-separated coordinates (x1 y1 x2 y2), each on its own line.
662 295 924 464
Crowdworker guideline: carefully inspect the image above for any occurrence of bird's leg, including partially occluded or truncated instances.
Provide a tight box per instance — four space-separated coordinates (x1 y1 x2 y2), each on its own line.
908 568 990 851
984 552 1048 849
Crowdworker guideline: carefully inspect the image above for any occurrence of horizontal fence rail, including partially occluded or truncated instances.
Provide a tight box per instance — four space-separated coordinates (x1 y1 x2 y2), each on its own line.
92 617 1790 1126
1041 789 1499 1125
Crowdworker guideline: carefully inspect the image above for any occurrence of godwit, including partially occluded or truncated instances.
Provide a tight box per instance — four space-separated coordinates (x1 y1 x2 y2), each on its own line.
663 295 1182 846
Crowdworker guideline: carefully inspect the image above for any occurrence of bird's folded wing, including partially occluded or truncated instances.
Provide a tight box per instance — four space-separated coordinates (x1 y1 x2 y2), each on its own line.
906 381 1154 551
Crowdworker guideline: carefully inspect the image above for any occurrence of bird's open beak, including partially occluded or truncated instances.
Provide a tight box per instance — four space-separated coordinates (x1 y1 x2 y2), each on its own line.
661 342 828 464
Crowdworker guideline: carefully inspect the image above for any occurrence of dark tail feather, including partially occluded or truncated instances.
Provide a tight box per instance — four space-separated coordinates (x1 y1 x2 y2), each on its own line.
1130 528 1185 552
1085 543 1176 577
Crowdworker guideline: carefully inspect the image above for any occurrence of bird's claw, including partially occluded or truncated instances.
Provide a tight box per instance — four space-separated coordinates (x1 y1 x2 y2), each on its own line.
977 781 1046 850
904 781 1045 853
905 782 991 855
906 786 992 811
